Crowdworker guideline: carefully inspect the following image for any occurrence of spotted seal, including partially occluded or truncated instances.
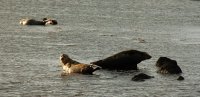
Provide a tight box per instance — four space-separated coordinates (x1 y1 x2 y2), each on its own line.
43 18 57 25
60 54 101 75
19 18 57 25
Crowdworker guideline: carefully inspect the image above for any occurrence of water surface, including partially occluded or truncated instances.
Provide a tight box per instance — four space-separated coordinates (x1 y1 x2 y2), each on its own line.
0 0 200 97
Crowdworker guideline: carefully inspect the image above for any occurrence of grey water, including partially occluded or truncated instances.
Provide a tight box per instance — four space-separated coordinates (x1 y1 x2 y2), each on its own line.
0 0 200 97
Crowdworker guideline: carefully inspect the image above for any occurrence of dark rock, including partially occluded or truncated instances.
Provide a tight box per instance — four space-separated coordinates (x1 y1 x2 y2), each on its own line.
132 73 154 82
91 50 151 70
177 76 184 81
156 57 182 74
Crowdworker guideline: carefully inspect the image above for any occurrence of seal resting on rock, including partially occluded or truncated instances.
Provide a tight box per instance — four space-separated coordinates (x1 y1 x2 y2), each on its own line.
19 18 57 25
131 73 154 82
90 50 151 70
60 54 101 75
156 57 184 80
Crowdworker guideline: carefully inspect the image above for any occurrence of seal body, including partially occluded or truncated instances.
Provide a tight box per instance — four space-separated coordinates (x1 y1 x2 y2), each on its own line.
91 50 151 70
19 18 57 25
43 18 58 25
60 54 100 75
20 19 45 25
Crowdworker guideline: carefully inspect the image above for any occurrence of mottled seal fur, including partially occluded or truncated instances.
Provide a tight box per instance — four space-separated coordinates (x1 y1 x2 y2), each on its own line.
91 50 151 70
43 18 57 25
19 18 57 25
60 54 101 75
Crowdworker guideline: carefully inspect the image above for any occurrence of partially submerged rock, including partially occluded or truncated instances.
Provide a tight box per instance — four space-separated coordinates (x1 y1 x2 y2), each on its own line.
156 57 182 74
91 50 151 70
156 57 184 80
177 76 184 81
131 73 154 82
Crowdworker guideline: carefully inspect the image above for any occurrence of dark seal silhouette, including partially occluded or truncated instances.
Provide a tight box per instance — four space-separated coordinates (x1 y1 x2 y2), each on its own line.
60 54 101 75
131 73 154 82
91 50 151 70
156 57 184 80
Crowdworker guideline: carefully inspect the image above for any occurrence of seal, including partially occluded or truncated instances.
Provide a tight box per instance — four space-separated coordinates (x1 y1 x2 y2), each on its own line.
19 18 57 25
19 19 45 25
90 50 151 70
60 54 101 75
43 18 58 25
